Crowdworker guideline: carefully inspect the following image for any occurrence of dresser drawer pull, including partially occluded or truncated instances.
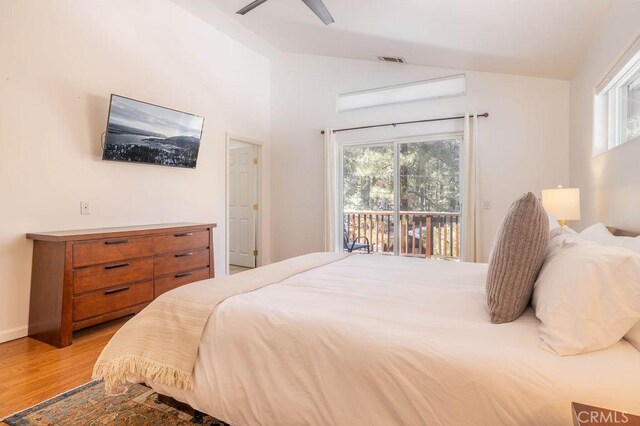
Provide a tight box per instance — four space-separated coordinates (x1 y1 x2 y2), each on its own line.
174 232 194 237
174 252 194 258
104 262 130 270
104 286 130 295
174 272 193 278
104 239 130 245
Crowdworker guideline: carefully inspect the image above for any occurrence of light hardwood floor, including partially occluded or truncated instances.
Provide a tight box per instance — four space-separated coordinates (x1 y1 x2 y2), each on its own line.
229 264 252 275
0 316 129 420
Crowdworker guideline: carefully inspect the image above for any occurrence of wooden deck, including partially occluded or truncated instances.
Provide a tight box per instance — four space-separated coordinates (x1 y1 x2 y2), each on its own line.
345 211 461 258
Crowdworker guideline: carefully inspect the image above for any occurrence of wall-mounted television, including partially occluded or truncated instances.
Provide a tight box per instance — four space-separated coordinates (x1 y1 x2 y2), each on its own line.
102 94 204 169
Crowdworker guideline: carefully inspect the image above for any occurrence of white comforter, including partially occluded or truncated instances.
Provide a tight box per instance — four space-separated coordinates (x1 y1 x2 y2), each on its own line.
149 255 640 425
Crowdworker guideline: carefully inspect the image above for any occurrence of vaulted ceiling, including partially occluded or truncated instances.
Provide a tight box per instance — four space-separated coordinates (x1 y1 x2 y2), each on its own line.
208 0 617 79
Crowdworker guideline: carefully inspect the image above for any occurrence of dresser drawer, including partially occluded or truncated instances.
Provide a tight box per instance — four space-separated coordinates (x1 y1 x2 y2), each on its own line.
73 237 153 268
153 230 209 255
73 281 153 322
154 267 210 298
154 249 210 277
74 257 153 295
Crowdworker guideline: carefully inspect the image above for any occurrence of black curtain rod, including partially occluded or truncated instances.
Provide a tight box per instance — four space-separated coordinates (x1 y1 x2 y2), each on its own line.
320 113 489 134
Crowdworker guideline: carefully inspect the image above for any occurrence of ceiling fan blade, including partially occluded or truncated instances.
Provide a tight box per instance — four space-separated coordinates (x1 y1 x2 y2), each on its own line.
236 0 269 15
300 0 334 25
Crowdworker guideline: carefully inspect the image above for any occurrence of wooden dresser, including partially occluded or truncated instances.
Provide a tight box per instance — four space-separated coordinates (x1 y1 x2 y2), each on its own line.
26 223 216 348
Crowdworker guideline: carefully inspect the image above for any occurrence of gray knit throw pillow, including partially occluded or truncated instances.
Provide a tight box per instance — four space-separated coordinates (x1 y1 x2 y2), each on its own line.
486 192 549 323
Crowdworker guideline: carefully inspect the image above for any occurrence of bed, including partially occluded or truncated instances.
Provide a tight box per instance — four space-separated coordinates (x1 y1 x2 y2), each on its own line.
139 254 640 425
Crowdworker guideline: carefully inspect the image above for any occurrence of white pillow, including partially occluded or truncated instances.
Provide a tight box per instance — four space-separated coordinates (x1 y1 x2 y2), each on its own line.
580 223 640 253
546 226 578 251
544 225 578 257
546 212 560 232
580 223 640 351
532 235 640 355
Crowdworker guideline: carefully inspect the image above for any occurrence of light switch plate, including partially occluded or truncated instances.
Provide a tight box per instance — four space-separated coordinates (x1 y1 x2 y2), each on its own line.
483 200 492 210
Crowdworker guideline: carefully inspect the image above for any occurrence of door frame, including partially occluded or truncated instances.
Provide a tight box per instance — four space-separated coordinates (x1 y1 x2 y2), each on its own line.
225 133 264 275
338 131 463 255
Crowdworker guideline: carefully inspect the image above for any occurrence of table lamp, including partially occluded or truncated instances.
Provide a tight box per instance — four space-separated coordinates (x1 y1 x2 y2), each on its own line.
541 186 581 226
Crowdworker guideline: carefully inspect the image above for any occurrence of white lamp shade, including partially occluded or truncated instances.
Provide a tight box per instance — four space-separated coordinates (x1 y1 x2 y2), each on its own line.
542 187 581 221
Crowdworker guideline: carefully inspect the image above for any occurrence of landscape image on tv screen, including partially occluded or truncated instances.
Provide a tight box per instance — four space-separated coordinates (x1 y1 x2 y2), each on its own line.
102 95 204 168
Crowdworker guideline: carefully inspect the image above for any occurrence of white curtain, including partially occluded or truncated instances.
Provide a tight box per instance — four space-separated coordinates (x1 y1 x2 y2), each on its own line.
461 114 480 262
323 129 339 252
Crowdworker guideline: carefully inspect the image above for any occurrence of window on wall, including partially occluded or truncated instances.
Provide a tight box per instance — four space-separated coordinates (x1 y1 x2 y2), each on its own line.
336 74 466 112
597 38 640 153
607 61 640 148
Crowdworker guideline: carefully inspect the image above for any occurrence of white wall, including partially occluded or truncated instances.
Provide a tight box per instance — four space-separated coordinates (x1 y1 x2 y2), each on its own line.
569 0 640 231
0 0 270 342
270 53 570 262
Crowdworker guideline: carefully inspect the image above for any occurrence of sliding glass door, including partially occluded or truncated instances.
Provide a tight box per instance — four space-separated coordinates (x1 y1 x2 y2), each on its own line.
342 144 395 254
341 135 462 259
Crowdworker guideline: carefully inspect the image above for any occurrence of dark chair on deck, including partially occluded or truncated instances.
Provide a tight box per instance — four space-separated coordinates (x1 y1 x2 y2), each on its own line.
343 228 370 253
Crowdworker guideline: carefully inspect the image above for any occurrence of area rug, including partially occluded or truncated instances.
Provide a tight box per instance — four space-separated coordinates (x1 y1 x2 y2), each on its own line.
1 381 228 425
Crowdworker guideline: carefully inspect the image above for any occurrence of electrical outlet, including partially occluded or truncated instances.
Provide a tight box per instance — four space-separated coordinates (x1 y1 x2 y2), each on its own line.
80 201 91 215
483 200 492 210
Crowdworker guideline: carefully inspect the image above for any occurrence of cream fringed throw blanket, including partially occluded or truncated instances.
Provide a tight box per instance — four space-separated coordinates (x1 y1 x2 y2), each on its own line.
93 252 349 394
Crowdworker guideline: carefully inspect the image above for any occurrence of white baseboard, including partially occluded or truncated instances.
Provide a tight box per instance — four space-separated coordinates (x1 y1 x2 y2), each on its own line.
0 326 28 344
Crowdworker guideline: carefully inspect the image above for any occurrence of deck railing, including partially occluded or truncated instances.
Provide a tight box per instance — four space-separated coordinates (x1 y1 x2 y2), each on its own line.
344 211 461 258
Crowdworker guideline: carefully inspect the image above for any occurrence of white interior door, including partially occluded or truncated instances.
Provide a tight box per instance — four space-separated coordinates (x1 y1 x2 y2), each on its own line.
229 145 258 268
